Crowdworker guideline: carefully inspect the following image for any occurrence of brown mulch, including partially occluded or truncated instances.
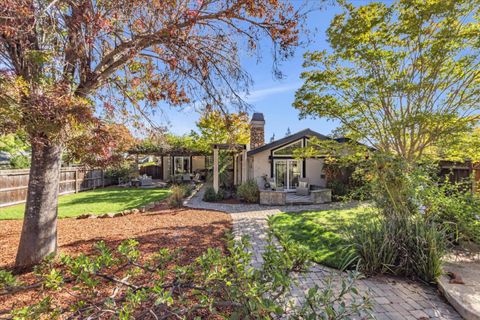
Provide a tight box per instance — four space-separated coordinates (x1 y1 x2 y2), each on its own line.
0 206 232 315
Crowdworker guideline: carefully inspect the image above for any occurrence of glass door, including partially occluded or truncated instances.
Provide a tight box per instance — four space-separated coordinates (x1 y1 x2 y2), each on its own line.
274 160 302 191
274 160 287 189
288 160 301 189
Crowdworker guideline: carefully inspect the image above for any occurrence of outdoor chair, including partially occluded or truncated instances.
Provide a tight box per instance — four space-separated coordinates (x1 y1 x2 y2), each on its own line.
182 174 192 183
296 178 310 196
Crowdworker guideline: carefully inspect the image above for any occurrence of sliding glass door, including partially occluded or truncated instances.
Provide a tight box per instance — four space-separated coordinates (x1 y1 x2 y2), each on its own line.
274 159 302 190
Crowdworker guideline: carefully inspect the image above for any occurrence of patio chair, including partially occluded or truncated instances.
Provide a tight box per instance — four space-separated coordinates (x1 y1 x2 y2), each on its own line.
182 174 192 183
296 178 310 196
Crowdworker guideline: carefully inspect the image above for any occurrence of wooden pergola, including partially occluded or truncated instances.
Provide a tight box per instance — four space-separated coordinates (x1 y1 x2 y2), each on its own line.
212 144 247 192
128 146 209 180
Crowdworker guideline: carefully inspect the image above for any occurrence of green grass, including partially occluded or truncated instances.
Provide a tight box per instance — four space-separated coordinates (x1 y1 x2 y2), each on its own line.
269 203 378 269
0 187 171 220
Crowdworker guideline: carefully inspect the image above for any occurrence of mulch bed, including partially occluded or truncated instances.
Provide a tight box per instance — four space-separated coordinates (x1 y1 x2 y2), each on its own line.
0 205 232 315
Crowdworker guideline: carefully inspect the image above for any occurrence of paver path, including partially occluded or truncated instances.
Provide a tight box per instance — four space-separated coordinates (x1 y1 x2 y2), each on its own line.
186 187 461 319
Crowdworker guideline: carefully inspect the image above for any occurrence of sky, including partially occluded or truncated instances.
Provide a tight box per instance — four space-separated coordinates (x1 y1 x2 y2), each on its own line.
154 1 379 141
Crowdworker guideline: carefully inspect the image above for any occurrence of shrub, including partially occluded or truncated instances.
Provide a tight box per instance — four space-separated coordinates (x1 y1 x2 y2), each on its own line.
216 188 226 201
237 179 259 203
3 234 372 319
203 186 226 202
421 182 480 245
169 185 192 207
203 186 218 202
346 215 446 283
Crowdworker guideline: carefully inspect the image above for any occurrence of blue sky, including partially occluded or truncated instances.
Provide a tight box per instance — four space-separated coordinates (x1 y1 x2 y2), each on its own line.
155 1 377 141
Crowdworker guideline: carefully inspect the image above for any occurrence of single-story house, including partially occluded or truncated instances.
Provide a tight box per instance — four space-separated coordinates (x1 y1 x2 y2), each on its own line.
231 112 349 191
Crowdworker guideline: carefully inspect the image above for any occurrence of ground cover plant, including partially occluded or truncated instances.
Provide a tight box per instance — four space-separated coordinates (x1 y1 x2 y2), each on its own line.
269 203 377 269
0 232 372 319
0 187 171 220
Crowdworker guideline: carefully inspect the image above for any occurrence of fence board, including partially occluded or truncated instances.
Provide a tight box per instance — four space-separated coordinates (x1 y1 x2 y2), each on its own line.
0 167 112 207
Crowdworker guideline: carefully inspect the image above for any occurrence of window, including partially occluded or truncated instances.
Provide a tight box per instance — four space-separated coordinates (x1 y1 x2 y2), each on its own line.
272 140 303 156
174 156 190 174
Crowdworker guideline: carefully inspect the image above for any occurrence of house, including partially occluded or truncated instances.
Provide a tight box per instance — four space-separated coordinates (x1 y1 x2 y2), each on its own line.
232 112 348 191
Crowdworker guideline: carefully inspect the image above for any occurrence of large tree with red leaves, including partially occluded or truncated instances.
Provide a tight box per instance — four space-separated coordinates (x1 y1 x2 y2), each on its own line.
0 0 305 269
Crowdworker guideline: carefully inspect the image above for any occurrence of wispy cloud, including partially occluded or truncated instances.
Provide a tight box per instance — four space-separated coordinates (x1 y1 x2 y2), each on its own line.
244 82 302 102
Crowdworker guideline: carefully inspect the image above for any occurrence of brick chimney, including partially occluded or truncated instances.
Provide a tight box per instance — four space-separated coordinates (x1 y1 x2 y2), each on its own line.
250 112 265 150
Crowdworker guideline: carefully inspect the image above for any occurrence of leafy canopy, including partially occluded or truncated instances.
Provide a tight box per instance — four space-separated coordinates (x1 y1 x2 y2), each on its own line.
294 0 480 162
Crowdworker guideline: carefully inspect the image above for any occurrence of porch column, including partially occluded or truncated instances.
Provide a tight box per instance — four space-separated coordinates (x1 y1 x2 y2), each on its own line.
233 154 237 185
213 147 219 192
241 149 247 183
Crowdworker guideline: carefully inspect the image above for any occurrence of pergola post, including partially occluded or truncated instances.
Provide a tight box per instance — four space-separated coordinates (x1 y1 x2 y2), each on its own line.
233 154 237 185
242 149 247 183
213 147 219 192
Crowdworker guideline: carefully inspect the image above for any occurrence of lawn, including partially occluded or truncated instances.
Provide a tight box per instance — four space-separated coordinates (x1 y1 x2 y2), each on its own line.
0 187 171 220
269 203 378 269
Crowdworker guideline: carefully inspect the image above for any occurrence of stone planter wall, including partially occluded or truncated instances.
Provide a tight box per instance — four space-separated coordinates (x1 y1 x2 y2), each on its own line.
310 189 332 204
259 190 286 205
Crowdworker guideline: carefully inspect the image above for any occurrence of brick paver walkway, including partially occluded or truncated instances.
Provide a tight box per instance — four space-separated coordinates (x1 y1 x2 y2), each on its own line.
186 187 461 319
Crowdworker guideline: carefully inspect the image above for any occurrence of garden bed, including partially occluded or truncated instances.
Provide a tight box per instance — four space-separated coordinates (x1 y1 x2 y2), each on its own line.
0 206 232 314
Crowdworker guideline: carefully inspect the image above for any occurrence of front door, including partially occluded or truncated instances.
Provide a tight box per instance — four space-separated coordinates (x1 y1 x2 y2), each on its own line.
274 159 302 190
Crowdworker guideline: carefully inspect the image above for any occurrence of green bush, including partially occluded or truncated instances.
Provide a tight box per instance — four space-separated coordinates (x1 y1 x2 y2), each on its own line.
203 186 218 202
346 215 446 283
237 179 259 203
216 188 226 201
202 186 226 202
3 234 372 319
421 182 480 245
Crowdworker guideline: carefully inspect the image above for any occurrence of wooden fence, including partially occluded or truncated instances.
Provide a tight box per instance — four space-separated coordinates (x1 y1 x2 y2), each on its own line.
0 167 113 208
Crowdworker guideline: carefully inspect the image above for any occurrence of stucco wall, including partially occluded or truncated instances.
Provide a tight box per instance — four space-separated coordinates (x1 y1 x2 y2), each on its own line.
248 148 271 188
305 158 326 187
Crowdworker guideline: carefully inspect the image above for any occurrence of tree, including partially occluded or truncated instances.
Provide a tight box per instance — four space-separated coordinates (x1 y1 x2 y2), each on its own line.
294 0 480 163
0 0 304 269
194 109 250 152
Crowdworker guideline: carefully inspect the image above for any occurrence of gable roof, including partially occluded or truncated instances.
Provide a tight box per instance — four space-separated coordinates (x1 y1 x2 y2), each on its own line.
248 128 331 156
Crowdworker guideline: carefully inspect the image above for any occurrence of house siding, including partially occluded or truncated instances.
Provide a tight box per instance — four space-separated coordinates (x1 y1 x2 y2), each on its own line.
248 148 271 188
306 158 326 187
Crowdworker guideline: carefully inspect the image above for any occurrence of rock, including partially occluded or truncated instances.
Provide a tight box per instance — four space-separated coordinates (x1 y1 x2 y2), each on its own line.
99 213 115 219
123 209 132 215
76 214 91 220
88 214 97 219
114 212 125 217
131 208 140 214
139 207 146 213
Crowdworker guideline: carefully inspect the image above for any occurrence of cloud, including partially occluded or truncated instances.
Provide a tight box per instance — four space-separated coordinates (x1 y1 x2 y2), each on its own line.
244 82 301 102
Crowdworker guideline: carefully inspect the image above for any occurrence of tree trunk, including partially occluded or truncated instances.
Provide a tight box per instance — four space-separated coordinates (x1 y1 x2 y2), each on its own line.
15 139 63 270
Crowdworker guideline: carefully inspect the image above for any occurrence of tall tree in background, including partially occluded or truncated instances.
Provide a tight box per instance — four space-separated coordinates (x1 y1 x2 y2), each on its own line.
0 0 304 269
194 109 250 152
295 0 480 163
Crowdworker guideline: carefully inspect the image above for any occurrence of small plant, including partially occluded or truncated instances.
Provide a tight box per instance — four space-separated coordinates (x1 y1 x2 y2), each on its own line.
169 185 191 207
291 271 373 320
216 188 226 201
203 186 218 202
202 186 225 202
3 234 372 319
346 215 446 283
237 179 260 203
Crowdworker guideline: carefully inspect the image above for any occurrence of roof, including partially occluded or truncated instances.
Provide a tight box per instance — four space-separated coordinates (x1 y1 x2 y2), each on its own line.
248 128 331 156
